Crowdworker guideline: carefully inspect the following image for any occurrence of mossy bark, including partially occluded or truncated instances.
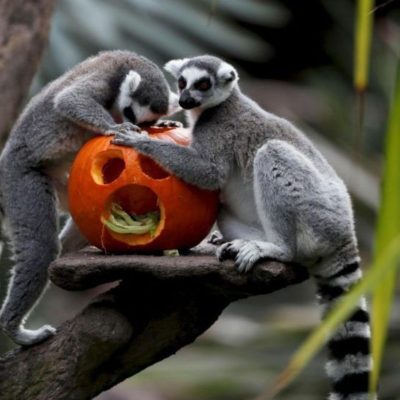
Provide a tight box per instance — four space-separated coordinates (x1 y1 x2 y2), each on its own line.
0 248 308 399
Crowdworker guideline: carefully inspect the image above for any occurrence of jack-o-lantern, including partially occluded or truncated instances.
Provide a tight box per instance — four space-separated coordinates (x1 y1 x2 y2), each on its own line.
68 126 219 253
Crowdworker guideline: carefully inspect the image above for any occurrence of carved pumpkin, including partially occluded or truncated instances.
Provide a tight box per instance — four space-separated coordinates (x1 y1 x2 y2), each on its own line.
68 126 219 253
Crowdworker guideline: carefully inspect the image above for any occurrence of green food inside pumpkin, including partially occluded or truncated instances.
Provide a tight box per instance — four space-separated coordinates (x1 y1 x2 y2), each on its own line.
101 203 160 236
163 249 180 256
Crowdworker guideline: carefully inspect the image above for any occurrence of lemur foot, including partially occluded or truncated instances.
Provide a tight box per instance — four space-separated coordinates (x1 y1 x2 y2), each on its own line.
105 122 141 136
234 241 266 273
8 324 56 346
217 239 288 273
217 239 260 273
208 230 225 245
155 120 183 128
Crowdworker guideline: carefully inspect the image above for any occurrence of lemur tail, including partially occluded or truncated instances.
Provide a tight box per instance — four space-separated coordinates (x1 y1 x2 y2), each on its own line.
312 260 375 400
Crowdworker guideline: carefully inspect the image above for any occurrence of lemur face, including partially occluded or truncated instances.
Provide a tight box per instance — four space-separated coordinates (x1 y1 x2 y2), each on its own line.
164 56 239 111
117 70 180 126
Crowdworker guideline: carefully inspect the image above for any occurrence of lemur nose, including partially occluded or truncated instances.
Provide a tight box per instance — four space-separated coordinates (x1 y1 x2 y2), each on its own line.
179 90 199 110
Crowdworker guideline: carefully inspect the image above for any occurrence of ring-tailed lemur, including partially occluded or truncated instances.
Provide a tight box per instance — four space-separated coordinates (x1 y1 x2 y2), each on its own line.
0 50 180 346
112 55 375 400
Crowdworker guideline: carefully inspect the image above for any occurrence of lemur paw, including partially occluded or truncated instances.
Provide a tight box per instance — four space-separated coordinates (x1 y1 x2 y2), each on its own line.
217 240 262 273
12 324 56 346
155 120 183 128
111 130 148 147
217 239 246 261
105 122 141 136
208 230 225 245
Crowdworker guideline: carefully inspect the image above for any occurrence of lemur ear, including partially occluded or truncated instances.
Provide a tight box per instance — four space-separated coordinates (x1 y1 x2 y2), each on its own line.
167 91 181 115
164 59 188 78
217 62 238 84
118 70 142 110
125 70 142 93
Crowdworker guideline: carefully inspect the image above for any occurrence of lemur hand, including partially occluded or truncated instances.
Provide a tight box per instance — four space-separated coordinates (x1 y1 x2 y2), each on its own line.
111 130 149 147
105 122 141 136
155 120 183 128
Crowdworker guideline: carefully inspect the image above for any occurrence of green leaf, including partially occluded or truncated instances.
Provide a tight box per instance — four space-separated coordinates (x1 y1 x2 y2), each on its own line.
255 236 400 400
354 0 374 152
354 0 374 92
370 60 400 392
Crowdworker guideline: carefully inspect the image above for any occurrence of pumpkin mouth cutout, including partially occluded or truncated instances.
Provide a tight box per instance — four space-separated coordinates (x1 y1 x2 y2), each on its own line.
138 154 170 180
91 150 126 185
101 184 164 246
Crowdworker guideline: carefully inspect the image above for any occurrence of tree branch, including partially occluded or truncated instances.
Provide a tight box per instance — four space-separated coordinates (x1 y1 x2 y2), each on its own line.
0 0 56 143
0 247 308 400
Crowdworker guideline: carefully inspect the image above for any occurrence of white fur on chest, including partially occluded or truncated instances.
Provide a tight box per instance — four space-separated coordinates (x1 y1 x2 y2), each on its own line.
45 131 90 161
186 109 202 127
44 159 72 212
221 165 260 227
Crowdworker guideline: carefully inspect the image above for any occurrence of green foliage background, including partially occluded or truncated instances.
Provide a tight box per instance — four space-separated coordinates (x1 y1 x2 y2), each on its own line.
1 1 400 399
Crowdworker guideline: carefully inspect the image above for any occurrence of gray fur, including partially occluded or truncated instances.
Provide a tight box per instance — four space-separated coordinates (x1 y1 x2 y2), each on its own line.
0 50 177 346
113 55 374 399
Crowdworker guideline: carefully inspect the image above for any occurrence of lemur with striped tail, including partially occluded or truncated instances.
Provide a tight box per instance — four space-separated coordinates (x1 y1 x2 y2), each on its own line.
112 55 376 400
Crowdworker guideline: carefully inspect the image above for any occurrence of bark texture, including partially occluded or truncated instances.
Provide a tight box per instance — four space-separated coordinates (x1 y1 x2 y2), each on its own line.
0 0 56 143
0 247 308 400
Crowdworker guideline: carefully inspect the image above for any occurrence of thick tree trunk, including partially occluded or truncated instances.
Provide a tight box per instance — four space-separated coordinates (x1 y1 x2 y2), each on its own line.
0 247 308 400
0 0 56 143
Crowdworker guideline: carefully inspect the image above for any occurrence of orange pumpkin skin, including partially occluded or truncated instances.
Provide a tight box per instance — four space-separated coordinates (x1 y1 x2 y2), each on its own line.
68 126 219 253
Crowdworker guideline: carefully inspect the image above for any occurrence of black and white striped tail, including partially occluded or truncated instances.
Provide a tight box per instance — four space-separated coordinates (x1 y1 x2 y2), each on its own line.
314 261 376 400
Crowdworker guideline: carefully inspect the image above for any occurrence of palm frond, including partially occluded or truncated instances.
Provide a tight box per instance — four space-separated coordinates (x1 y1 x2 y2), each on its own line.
36 0 280 85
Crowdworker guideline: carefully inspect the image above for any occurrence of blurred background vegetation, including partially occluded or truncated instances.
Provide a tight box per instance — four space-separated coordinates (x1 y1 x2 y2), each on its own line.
1 0 400 399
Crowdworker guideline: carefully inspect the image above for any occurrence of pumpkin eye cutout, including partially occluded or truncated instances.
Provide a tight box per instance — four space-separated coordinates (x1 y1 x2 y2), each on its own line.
138 154 170 180
91 150 125 185
178 77 186 90
194 78 211 91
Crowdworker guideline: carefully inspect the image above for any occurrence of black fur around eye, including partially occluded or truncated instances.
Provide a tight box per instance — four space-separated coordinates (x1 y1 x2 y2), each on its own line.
178 77 186 90
123 107 136 123
138 96 150 106
194 78 211 91
150 99 168 115
150 105 161 114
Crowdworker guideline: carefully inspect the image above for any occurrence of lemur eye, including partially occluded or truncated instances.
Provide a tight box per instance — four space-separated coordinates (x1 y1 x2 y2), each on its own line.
178 77 186 90
194 78 211 91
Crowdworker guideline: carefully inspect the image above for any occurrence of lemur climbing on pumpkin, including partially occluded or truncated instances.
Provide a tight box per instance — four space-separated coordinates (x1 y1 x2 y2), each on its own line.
0 50 180 346
112 55 375 400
